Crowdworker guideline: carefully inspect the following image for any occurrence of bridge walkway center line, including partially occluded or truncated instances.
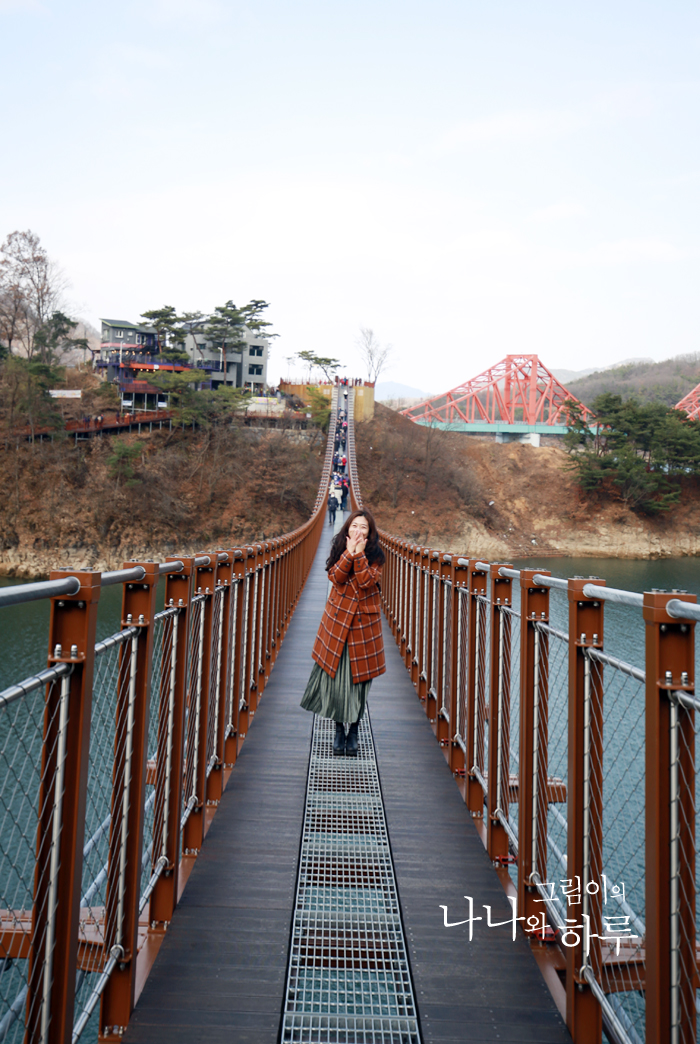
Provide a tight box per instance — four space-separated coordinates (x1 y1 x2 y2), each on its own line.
124 514 570 1044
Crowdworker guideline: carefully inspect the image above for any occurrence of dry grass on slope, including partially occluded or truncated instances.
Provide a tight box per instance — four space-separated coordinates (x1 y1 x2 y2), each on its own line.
1 425 324 576
354 405 700 559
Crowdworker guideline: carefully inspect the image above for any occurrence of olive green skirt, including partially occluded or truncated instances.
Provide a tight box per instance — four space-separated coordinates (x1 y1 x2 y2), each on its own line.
301 642 370 723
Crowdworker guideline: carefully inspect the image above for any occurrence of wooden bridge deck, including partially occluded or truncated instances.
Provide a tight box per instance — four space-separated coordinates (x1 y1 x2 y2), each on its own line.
124 522 570 1044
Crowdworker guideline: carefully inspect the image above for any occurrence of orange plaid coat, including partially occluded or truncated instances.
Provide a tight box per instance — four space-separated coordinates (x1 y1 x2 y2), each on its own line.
312 549 386 684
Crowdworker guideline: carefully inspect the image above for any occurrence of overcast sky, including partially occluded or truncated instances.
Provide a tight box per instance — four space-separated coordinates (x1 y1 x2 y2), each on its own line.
2 0 699 391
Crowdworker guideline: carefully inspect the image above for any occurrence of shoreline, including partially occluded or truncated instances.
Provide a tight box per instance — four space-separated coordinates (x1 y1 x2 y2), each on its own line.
3 532 700 582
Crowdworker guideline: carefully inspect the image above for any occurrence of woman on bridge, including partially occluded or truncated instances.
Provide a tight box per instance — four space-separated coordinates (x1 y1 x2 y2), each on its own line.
301 509 385 756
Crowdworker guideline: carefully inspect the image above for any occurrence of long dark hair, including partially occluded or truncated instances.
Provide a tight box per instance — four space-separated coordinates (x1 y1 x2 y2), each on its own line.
326 509 385 571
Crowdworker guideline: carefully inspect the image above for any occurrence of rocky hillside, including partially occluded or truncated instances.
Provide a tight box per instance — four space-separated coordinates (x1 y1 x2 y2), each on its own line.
7 399 700 579
1 424 324 577
354 405 700 559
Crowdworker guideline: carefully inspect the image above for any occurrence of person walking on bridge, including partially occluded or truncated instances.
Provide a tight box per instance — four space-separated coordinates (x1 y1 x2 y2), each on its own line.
328 490 338 525
301 509 385 757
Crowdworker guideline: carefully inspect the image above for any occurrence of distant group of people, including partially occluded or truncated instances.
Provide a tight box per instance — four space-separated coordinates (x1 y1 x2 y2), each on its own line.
314 377 369 387
302 381 384 756
82 414 105 428
328 401 351 523
80 412 128 430
328 478 349 521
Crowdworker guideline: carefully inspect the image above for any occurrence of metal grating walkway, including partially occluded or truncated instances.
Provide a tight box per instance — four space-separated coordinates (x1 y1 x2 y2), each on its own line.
282 714 420 1044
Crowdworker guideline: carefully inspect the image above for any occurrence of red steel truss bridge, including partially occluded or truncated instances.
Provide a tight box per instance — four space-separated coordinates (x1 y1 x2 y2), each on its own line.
400 354 594 434
676 383 700 421
1 387 698 1044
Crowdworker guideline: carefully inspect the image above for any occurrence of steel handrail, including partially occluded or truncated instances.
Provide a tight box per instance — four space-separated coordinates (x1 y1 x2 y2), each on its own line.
0 576 80 607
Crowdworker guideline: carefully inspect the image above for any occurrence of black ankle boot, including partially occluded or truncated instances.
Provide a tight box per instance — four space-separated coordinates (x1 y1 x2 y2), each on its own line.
345 721 359 757
333 721 346 756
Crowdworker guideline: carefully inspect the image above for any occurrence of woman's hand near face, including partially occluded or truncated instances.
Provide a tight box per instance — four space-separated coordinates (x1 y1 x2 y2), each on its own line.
347 535 367 556
346 517 369 557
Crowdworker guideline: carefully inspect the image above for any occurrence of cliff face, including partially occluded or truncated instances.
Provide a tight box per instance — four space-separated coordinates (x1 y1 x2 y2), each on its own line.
1 426 325 578
354 405 700 559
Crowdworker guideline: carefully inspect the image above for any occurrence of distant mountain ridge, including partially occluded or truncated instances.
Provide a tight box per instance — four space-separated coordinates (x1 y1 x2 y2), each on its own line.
563 353 700 408
551 357 654 386
376 381 433 402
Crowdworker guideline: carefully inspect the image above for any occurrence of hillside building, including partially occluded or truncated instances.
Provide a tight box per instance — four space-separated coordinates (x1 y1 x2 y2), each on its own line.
181 323 269 393
94 316 270 413
99 319 157 354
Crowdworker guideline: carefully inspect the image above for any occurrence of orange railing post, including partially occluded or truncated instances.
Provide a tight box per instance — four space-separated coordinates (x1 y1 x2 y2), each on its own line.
183 553 220 855
149 556 194 926
643 589 697 1044
464 561 488 818
27 571 101 1044
100 562 159 1037
225 550 246 764
408 545 421 686
435 554 455 752
517 569 550 923
237 547 256 740
449 557 470 781
260 541 273 686
415 548 430 707
566 578 605 1044
486 566 513 862
254 543 267 703
422 551 439 726
207 552 234 805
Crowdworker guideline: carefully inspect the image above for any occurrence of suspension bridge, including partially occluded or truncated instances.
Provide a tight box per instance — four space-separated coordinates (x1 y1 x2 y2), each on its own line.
0 388 697 1044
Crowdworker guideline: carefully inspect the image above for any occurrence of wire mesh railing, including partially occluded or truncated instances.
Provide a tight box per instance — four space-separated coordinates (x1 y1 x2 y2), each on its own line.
0 389 339 1044
371 536 700 1044
0 666 71 1044
668 686 699 1044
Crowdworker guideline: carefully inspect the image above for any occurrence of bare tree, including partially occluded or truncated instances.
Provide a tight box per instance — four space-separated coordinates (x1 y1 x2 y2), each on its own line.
356 327 393 384
0 230 67 357
386 429 414 508
422 420 447 496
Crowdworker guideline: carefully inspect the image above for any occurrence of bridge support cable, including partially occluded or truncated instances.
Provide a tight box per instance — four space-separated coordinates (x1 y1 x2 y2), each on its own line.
0 389 341 1044
281 714 420 1044
343 395 698 1043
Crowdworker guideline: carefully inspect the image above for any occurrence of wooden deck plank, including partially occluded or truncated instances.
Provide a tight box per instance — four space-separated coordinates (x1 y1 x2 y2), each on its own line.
125 520 570 1044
